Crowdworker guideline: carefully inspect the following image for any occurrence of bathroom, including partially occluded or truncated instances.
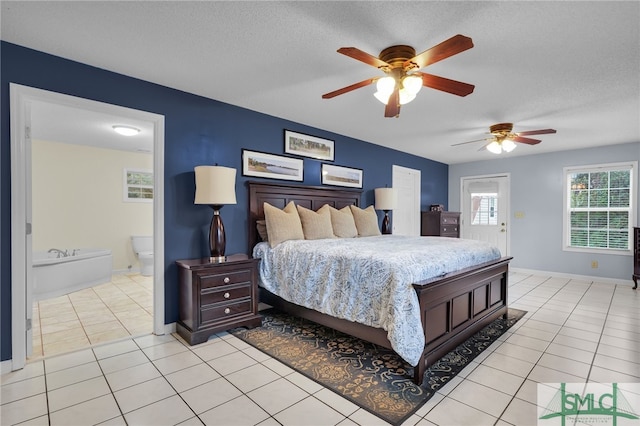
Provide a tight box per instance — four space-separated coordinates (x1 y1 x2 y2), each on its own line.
30 100 155 359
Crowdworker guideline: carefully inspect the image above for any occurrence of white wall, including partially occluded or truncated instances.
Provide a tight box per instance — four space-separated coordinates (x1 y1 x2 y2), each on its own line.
449 142 640 281
32 140 153 272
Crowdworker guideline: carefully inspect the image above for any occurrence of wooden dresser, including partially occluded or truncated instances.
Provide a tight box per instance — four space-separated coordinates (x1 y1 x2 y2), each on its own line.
176 254 262 344
421 211 461 238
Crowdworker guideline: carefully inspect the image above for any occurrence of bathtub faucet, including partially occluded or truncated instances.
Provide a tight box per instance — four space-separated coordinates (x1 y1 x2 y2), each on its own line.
48 248 69 258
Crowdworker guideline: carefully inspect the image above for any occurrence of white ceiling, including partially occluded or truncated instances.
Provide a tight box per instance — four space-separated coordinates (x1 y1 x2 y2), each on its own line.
3 1 639 164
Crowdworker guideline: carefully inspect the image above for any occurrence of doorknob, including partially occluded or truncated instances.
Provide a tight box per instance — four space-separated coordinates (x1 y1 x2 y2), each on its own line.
501 223 505 226
501 229 506 233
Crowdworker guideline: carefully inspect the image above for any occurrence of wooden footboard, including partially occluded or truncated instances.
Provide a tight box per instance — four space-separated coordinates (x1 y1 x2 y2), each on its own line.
412 257 511 383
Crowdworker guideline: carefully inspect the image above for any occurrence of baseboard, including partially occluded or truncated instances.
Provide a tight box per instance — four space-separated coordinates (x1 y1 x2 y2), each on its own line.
164 322 176 334
1 359 15 374
510 267 635 287
112 267 141 276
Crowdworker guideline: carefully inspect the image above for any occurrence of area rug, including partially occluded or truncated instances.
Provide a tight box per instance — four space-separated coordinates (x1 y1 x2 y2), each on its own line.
231 308 526 425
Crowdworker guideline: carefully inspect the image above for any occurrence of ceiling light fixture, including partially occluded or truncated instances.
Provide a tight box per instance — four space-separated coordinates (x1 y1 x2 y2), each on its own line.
487 137 517 154
112 125 140 136
374 74 422 106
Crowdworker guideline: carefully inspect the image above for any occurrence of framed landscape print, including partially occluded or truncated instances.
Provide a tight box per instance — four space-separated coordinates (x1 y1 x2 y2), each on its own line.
321 164 363 188
242 150 304 181
284 130 335 161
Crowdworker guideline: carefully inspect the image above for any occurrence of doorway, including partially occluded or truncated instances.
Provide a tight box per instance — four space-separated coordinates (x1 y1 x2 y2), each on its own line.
392 165 421 236
10 84 165 370
460 174 510 255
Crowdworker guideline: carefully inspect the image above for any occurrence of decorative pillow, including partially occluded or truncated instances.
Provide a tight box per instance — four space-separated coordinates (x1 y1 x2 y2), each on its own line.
325 205 358 238
297 205 334 240
349 205 381 237
263 201 304 248
256 219 268 242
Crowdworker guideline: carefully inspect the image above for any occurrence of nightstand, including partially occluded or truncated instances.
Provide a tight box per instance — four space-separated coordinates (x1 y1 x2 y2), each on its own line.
176 254 262 345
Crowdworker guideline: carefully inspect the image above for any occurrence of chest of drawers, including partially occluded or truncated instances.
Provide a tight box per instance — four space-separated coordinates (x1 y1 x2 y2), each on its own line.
421 211 461 238
176 254 261 345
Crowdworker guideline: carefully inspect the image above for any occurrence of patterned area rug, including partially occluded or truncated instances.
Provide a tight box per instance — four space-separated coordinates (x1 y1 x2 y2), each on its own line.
231 308 526 425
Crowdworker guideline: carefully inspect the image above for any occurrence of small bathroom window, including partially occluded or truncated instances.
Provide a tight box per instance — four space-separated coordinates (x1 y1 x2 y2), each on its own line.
124 168 153 202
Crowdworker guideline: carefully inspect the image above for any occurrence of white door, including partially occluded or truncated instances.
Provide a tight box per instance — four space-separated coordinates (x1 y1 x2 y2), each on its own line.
461 175 510 255
392 165 421 236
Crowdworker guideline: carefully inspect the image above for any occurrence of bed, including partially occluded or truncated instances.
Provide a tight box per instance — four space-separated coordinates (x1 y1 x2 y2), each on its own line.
248 181 511 385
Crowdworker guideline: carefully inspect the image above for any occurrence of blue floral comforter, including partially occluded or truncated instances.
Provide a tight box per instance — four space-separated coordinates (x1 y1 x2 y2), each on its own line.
253 235 502 366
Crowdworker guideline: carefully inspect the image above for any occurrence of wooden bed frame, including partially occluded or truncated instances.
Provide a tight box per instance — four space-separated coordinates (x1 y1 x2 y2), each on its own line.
247 181 511 385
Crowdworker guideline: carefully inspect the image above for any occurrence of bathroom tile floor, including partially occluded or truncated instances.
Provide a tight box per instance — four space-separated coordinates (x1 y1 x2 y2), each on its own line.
31 274 153 359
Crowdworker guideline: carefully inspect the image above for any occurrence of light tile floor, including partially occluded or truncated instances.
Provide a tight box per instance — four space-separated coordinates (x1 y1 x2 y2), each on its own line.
2 271 639 425
31 274 153 358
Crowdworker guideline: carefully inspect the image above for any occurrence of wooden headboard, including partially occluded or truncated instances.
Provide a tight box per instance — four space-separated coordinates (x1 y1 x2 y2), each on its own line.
247 181 362 252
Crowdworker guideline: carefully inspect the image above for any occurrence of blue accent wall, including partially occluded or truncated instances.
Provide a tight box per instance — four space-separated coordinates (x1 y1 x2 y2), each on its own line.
1 41 448 361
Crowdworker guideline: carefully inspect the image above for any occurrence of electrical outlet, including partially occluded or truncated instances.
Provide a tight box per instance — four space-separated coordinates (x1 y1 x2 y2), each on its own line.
514 211 525 219
591 260 598 268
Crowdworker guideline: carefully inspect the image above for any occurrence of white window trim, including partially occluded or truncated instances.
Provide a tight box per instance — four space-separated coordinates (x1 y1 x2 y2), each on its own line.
562 161 637 255
124 168 153 203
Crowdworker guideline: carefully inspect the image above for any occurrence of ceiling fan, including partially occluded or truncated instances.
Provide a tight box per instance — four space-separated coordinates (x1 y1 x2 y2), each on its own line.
322 34 475 118
453 122 557 154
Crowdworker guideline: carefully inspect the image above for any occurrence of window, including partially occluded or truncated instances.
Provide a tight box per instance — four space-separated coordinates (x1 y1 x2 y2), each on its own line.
124 169 153 202
563 162 636 253
470 193 498 225
467 180 500 226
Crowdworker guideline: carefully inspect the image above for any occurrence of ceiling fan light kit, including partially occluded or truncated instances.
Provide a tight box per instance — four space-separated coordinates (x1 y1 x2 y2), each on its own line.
323 35 475 117
453 122 557 154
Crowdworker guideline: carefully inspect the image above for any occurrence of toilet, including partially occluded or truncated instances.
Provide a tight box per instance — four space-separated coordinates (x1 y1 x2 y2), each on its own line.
131 236 153 276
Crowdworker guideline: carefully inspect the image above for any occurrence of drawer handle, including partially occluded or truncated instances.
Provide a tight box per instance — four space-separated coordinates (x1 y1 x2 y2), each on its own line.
223 277 230 284
224 308 231 314
223 292 230 299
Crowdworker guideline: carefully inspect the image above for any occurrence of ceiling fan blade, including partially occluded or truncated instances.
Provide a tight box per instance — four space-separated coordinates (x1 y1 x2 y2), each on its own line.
416 72 475 97
451 137 491 147
512 136 541 145
516 128 557 136
384 89 400 117
403 34 473 70
337 47 390 69
322 78 378 99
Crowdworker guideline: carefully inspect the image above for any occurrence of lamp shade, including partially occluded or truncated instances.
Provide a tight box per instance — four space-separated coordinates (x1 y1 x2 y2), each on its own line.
194 166 237 205
375 187 396 210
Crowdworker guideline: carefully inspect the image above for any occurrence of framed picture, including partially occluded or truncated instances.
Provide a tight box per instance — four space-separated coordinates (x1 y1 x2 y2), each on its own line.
284 130 335 161
242 149 304 181
321 164 363 188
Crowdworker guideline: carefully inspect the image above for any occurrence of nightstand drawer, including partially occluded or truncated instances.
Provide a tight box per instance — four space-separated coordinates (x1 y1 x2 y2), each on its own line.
200 284 251 306
199 269 252 289
201 300 252 324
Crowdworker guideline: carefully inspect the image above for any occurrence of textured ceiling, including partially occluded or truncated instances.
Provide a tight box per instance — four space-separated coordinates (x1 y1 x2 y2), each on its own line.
2 1 639 164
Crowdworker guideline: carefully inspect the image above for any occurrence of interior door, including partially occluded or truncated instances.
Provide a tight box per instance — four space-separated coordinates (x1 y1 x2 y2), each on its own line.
461 175 509 255
392 165 421 236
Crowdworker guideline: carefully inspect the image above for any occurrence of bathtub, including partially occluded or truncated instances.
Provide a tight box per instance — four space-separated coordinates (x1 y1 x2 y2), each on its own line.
32 248 113 301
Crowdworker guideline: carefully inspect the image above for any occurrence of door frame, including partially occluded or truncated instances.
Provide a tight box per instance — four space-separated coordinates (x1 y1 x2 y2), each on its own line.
10 83 165 370
459 173 511 255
